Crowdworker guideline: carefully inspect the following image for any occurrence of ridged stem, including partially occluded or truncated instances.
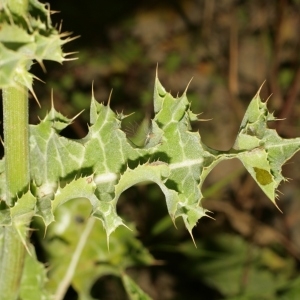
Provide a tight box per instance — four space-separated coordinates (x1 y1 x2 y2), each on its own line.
0 84 29 299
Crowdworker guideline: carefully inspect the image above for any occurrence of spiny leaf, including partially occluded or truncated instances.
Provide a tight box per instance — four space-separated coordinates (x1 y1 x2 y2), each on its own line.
10 191 36 252
92 162 179 243
1 74 300 244
152 77 215 235
19 246 51 300
52 176 97 213
0 0 74 91
29 109 85 186
36 199 154 298
232 91 300 207
122 273 152 300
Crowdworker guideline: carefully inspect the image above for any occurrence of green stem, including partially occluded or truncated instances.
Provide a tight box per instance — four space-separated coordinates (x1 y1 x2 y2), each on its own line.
0 85 29 299
3 86 29 204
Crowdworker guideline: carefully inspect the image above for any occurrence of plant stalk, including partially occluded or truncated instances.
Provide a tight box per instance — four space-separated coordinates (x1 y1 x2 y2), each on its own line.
0 85 30 299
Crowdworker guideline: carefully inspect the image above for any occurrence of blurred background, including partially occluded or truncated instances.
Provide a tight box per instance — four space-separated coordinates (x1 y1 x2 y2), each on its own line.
17 0 300 299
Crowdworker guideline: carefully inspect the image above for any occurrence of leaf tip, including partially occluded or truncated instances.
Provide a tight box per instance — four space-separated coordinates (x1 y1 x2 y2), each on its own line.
184 77 193 95
265 93 273 104
188 229 197 248
71 109 84 122
14 223 33 256
106 234 110 252
63 51 79 62
272 193 283 213
107 89 113 106
29 81 41 108
170 215 177 229
205 211 215 220
256 80 266 97
50 89 55 109
274 202 283 213
91 81 95 99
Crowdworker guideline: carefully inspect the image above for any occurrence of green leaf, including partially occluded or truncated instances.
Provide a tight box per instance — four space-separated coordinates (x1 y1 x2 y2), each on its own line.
2 75 300 243
52 176 97 212
0 0 73 90
179 234 295 298
122 273 152 300
232 90 300 207
92 162 179 243
36 198 154 299
29 106 85 186
19 247 51 300
10 191 36 251
35 175 96 228
152 77 217 236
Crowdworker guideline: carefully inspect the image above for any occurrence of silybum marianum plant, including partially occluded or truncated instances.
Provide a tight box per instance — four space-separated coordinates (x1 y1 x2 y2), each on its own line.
1 0 300 299
0 0 75 299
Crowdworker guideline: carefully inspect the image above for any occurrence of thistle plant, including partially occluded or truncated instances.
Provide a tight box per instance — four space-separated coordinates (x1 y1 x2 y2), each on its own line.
1 0 300 299
0 0 74 298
